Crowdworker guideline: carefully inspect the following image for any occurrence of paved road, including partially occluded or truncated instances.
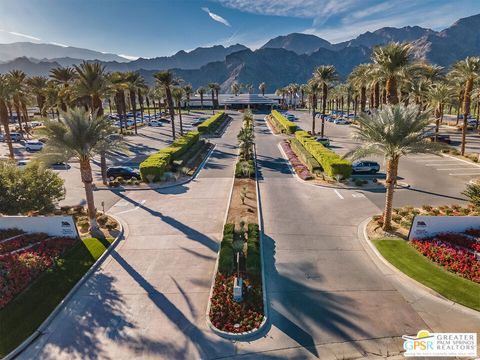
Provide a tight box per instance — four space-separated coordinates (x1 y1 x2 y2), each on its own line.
235 115 479 358
18 112 242 360
291 110 480 208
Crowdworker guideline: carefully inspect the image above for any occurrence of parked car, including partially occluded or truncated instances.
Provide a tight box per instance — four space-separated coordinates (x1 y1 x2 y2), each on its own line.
28 121 43 128
17 159 29 167
106 166 141 181
7 132 23 142
157 118 170 123
467 118 477 126
148 120 162 127
352 160 380 174
24 140 44 151
192 117 207 126
333 118 351 125
315 136 330 146
286 114 296 121
424 132 451 144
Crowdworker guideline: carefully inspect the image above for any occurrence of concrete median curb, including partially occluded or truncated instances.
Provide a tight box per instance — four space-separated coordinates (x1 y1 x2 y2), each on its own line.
4 215 126 360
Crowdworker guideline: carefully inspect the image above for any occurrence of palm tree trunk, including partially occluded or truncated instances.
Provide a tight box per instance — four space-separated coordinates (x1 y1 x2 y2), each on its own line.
383 157 399 231
354 95 358 118
130 91 138 135
434 107 441 142
80 158 99 231
108 98 113 115
311 94 317 134
100 151 107 185
0 98 14 159
374 83 380 109
166 87 176 139
146 96 151 118
386 76 398 105
13 99 23 132
138 90 144 123
321 84 328 138
360 86 366 113
177 103 184 136
461 78 473 156
211 90 215 115
200 94 204 110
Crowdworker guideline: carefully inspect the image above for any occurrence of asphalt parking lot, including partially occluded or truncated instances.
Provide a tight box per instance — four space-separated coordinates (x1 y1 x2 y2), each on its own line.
289 110 480 208
0 112 208 210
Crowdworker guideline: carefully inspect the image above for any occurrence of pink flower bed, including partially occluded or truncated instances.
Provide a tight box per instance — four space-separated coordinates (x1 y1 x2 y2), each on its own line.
281 141 313 180
410 239 480 283
432 233 480 253
0 233 50 255
0 236 77 309
209 273 264 333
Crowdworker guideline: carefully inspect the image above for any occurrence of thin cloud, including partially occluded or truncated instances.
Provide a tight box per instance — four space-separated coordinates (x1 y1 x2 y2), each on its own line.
119 54 140 60
0 29 41 41
202 7 231 27
50 42 68 48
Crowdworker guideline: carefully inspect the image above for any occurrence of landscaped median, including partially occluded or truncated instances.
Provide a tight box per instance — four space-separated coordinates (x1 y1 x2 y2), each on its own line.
198 111 229 135
138 131 211 183
267 110 297 134
367 207 480 311
207 110 267 337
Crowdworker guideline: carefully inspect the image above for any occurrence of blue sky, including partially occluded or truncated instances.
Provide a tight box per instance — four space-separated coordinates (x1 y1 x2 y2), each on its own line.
0 0 479 59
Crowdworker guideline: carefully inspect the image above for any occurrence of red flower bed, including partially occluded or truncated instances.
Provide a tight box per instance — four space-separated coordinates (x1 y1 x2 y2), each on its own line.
281 141 313 180
434 233 480 253
0 233 49 255
209 273 264 333
0 236 77 309
0 228 24 241
410 239 480 283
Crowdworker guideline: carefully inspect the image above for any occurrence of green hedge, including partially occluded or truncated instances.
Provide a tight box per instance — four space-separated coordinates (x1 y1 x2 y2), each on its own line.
294 130 352 179
139 131 200 182
289 138 322 174
218 223 235 275
271 110 297 134
246 224 261 280
198 112 227 134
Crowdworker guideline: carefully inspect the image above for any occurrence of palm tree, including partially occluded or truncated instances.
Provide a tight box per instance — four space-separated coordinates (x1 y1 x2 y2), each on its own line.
182 84 193 114
172 87 185 136
427 83 453 141
125 71 145 135
109 72 129 133
44 80 61 120
237 127 254 161
231 83 240 96
208 83 217 114
50 66 76 111
259 82 266 96
197 87 206 109
449 56 480 155
306 79 321 134
39 108 124 232
73 61 108 115
349 64 371 113
26 76 48 116
346 105 444 231
313 65 337 136
155 71 177 139
0 75 14 159
299 84 307 108
371 42 413 105
7 70 28 133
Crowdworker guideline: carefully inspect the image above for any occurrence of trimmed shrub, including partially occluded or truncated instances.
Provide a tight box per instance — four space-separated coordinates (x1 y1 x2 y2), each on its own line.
198 112 227 134
139 131 200 182
270 110 297 134
294 130 352 179
218 224 235 275
246 224 261 280
235 159 255 178
289 138 322 174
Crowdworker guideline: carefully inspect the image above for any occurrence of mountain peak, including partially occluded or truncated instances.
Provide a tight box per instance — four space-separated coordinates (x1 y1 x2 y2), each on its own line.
261 33 333 54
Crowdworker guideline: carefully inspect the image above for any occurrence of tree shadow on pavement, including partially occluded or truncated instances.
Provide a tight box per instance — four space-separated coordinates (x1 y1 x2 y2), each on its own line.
116 192 219 252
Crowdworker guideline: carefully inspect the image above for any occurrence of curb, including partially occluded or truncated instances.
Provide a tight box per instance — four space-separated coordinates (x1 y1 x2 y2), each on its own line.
205 125 269 340
93 144 216 192
358 217 480 318
4 215 125 360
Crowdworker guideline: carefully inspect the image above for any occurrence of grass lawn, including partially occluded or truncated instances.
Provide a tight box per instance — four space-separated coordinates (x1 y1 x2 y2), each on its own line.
0 237 114 357
373 239 480 311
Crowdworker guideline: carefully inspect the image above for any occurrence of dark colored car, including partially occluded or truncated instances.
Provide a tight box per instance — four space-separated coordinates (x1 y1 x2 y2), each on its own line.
425 132 451 144
106 166 141 180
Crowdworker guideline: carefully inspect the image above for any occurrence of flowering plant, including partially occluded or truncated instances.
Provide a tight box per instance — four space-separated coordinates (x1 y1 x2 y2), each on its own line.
281 141 313 180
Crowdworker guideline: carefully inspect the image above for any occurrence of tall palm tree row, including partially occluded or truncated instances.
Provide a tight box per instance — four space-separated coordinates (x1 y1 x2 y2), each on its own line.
313 64 337 137
154 70 177 139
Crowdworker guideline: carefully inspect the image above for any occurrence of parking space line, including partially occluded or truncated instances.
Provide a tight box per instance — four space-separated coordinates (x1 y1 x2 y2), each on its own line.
437 168 480 171
448 172 480 176
424 162 462 166
333 189 344 199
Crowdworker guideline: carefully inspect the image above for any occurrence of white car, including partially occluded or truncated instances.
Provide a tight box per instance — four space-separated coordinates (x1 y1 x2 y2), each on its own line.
148 120 162 127
28 121 43 128
24 140 44 151
333 118 351 125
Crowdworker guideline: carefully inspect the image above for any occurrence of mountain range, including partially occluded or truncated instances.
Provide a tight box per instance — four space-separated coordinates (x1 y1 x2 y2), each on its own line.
0 13 479 92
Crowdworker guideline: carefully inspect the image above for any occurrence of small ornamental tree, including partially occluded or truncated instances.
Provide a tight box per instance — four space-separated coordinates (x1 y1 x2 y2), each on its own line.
0 161 65 215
